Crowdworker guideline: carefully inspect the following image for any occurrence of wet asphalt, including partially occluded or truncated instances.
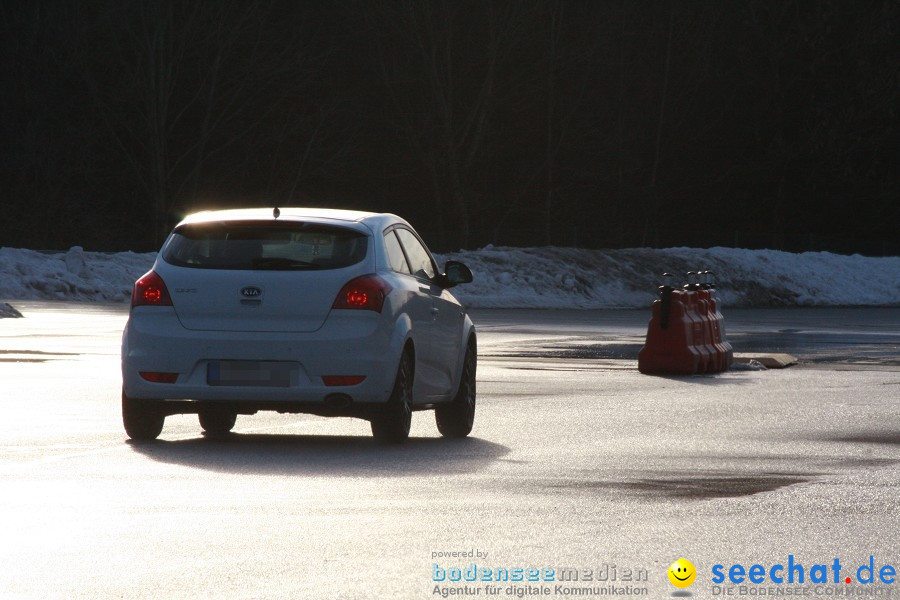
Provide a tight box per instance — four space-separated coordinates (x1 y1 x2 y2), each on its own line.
1 302 898 599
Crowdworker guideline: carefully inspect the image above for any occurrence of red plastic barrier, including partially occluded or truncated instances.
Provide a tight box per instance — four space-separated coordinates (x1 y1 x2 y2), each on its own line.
706 284 733 368
687 289 716 373
698 288 725 372
638 289 700 375
638 272 732 375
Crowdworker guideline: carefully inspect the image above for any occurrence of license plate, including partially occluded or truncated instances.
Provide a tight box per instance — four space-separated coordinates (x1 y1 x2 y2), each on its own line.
207 361 294 387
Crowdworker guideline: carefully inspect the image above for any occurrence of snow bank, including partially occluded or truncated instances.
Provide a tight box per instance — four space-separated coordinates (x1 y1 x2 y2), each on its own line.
1 245 897 308
0 246 155 303
438 246 899 308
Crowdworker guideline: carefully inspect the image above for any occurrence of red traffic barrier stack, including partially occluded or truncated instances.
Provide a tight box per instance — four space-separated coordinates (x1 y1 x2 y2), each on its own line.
638 271 732 375
702 270 733 369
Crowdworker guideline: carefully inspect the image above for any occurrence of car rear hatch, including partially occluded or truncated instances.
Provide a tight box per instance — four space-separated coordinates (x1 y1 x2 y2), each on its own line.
155 219 372 333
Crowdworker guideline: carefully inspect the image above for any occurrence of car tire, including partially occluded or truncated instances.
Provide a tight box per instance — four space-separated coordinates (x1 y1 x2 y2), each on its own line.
198 409 237 436
435 339 476 438
122 389 165 441
371 350 414 443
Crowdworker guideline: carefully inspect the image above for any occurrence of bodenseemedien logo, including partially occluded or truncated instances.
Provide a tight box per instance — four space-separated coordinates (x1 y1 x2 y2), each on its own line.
431 562 650 597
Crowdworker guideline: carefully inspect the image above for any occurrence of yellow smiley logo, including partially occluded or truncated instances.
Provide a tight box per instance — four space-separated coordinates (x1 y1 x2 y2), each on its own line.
668 558 697 588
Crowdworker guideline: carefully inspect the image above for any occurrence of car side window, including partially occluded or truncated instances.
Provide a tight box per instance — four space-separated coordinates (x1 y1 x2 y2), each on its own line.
383 230 411 274
395 228 436 281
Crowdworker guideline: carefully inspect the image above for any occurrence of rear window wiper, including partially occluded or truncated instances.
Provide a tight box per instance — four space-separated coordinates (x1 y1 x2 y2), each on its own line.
251 257 324 270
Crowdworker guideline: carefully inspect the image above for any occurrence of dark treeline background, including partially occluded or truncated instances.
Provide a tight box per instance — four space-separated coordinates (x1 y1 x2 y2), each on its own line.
1 0 897 254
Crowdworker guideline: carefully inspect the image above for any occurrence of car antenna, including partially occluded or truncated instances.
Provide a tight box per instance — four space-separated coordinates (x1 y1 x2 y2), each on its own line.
273 207 280 219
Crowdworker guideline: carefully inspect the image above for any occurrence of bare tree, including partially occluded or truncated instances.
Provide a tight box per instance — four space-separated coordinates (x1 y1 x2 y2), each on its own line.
74 1 328 245
734 0 900 249
362 0 540 248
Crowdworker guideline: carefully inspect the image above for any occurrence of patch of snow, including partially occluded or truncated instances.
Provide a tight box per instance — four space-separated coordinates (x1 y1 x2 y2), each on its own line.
730 359 767 371
1 245 897 309
64 246 88 277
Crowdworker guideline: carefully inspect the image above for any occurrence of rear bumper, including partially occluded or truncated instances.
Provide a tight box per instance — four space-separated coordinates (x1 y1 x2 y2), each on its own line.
121 307 401 406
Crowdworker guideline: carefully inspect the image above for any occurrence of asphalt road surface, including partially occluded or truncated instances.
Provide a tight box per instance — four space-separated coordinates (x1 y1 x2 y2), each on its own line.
1 302 899 600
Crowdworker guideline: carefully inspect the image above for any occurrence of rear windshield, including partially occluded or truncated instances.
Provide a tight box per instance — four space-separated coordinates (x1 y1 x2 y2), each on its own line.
161 221 368 270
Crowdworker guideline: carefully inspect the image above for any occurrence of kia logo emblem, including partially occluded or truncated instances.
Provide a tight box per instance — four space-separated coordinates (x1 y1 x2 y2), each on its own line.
240 286 262 298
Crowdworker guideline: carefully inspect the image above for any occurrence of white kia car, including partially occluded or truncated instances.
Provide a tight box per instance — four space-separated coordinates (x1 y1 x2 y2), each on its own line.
121 208 476 443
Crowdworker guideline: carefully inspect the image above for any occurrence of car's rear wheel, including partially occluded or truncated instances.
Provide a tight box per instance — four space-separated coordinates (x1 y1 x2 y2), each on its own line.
198 409 237 436
122 389 165 441
371 350 413 443
435 340 476 438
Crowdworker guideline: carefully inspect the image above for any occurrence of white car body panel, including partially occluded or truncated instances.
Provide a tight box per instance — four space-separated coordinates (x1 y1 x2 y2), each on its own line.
121 208 475 413
158 259 374 333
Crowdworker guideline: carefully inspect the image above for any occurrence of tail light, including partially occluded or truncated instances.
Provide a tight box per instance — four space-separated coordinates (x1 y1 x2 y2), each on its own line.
132 270 173 307
139 371 178 383
332 274 391 313
322 375 366 386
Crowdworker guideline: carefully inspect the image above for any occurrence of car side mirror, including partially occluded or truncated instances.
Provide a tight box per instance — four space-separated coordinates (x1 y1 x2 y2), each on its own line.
442 260 473 288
